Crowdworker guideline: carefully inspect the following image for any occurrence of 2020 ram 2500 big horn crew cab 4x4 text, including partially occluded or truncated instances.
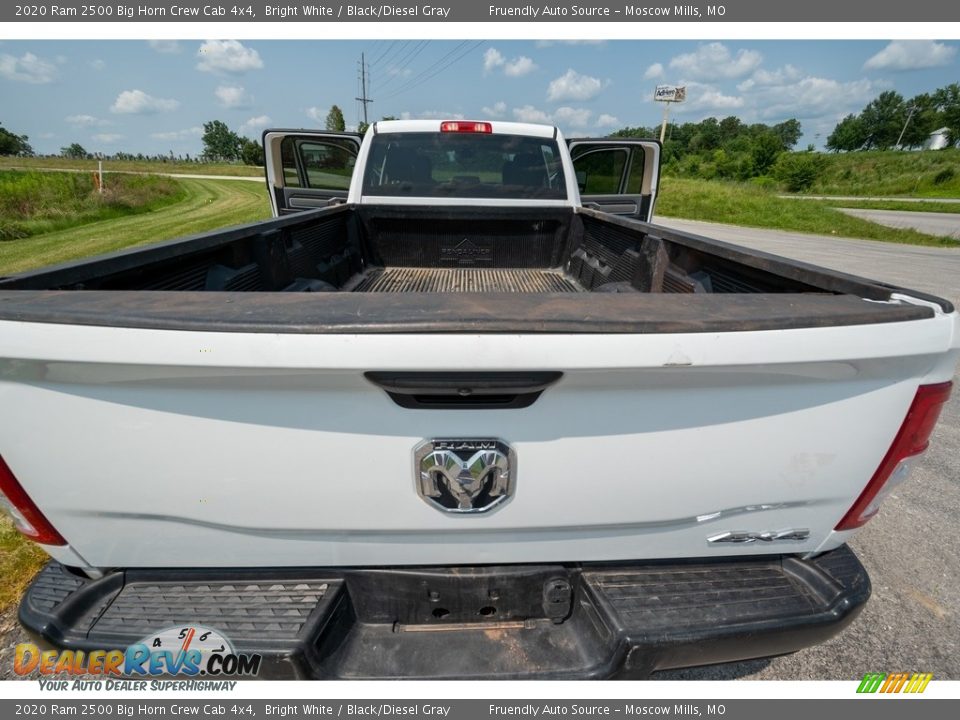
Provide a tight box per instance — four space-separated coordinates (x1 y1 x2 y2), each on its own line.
0 120 956 678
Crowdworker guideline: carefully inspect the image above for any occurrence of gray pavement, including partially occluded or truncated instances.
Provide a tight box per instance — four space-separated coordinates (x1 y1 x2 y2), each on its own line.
655 217 960 680
835 208 960 239
657 217 960 307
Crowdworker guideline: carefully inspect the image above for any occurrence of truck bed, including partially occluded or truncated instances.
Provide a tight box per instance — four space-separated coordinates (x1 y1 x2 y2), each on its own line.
0 204 951 330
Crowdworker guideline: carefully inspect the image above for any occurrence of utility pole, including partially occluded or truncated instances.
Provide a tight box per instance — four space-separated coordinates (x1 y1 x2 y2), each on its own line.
355 53 373 127
896 105 917 150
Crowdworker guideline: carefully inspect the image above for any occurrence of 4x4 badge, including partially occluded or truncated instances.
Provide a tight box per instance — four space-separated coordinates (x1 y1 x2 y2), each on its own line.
414 439 515 513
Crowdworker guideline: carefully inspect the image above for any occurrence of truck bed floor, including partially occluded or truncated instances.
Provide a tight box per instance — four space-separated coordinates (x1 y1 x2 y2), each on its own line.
350 267 584 293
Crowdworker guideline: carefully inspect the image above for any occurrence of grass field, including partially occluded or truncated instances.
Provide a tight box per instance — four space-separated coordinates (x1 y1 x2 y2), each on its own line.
809 148 960 198
0 170 184 241
0 156 263 178
656 177 959 247
0 176 271 275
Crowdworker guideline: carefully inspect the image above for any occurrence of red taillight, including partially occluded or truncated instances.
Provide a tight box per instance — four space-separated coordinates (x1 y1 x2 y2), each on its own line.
440 121 492 134
0 455 66 546
835 381 953 531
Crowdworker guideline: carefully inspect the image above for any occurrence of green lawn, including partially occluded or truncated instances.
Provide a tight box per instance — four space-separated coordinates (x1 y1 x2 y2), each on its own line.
657 177 959 247
0 177 271 275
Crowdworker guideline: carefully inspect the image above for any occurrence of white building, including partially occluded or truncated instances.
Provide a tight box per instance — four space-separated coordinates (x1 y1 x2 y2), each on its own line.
926 127 953 150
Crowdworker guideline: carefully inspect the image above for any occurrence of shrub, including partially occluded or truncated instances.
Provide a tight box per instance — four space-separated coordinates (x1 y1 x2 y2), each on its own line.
933 167 955 185
774 153 826 192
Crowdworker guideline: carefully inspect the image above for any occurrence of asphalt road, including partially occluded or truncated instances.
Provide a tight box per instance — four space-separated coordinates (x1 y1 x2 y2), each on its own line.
653 217 960 680
835 208 960 239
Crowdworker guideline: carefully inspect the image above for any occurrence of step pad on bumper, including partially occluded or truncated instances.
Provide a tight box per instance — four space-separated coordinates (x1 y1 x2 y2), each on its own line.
20 547 869 679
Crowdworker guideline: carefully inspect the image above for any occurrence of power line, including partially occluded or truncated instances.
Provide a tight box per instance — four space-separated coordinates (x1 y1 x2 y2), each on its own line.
369 41 396 67
380 41 485 101
373 41 430 94
374 41 410 70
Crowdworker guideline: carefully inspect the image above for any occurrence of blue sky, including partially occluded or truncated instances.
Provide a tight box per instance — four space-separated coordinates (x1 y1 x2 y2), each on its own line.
1 39 957 155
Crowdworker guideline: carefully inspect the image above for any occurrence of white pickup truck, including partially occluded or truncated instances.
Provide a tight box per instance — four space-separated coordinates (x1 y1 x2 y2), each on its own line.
1 120 957 679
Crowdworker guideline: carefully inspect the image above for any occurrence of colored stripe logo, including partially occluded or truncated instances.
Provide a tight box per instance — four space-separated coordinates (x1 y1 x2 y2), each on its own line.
857 672 932 693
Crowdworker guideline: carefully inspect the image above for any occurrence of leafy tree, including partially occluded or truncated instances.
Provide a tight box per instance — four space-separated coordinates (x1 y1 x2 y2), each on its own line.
826 114 868 152
325 105 346 132
239 137 265 166
860 91 907 149
202 120 241 162
60 143 88 159
0 123 34 156
772 119 802 150
750 132 784 174
357 122 369 135
899 93 942 149
933 83 960 146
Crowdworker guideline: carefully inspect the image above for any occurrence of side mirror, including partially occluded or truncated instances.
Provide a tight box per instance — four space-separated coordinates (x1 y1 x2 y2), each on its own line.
576 170 587 193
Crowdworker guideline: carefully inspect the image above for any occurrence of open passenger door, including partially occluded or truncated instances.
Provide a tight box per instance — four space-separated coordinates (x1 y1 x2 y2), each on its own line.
263 130 362 216
567 139 661 221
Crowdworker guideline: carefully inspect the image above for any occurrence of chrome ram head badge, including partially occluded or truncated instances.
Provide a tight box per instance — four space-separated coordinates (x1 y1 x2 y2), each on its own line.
414 439 515 514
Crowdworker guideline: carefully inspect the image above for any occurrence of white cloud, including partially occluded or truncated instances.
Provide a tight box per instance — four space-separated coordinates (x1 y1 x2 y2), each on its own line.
65 114 108 127
643 63 664 80
547 69 606 102
483 48 505 73
672 82 745 116
669 43 762 80
484 47 537 77
693 90 745 111
92 133 124 143
0 52 58 84
750 76 876 120
238 115 272 136
864 40 957 71
512 105 552 124
553 106 593 129
511 105 597 131
737 64 801 92
306 107 326 123
596 113 621 128
386 66 413 78
148 40 181 54
90 59 106 71
151 127 203 141
196 40 263 74
215 84 252 109
504 56 537 77
110 89 180 114
481 101 507 117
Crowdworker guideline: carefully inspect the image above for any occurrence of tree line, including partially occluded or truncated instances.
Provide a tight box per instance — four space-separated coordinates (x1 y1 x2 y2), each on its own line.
826 84 960 151
610 116 818 187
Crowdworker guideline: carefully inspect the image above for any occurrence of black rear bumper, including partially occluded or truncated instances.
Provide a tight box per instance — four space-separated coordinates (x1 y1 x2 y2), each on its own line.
19 546 870 679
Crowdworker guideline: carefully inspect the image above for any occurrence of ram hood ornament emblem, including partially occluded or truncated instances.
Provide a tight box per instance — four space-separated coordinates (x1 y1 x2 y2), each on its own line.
414 439 515 513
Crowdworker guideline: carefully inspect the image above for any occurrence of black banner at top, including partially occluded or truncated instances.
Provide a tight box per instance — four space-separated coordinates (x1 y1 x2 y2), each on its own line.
4 1 960 23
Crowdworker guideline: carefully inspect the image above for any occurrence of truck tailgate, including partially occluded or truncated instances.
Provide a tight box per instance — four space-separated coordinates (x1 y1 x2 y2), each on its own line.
0 311 956 569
